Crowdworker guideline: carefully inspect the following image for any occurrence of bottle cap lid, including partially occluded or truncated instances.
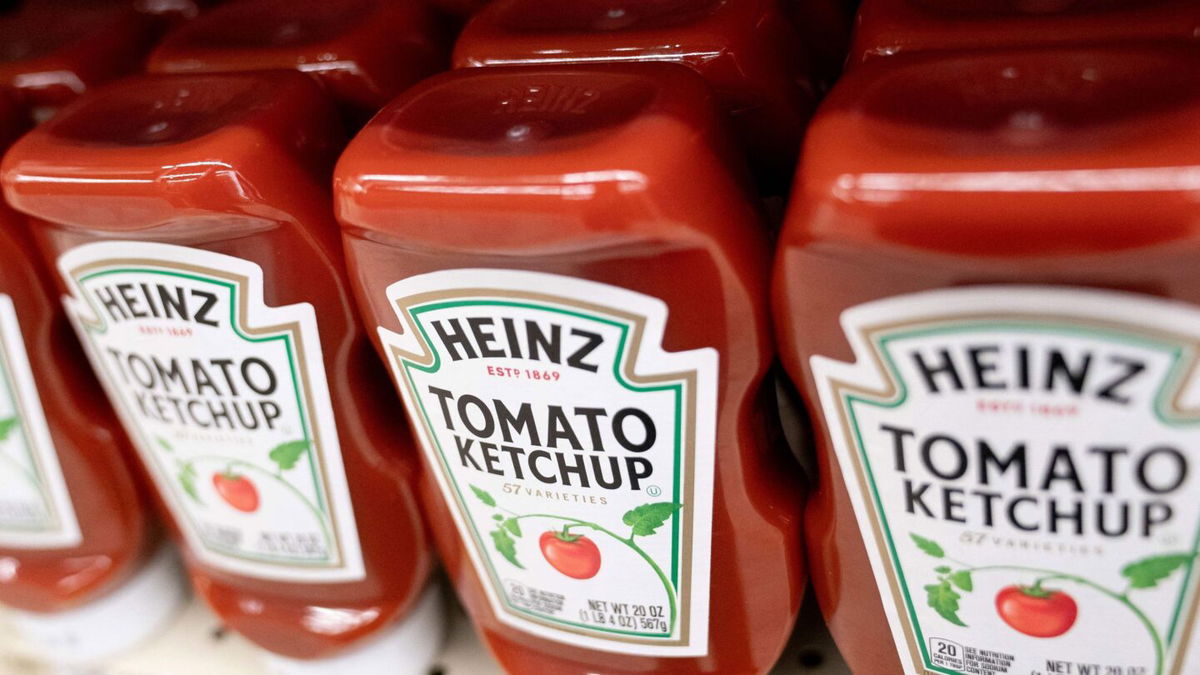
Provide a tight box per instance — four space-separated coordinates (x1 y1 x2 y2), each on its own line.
9 545 188 665
264 583 447 675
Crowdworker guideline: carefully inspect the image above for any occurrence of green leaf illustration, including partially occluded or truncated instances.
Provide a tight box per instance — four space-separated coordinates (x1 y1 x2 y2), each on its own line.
935 565 951 574
178 464 201 505
0 417 18 442
622 502 682 537
925 581 966 627
949 570 973 592
471 485 496 507
268 440 309 472
491 528 522 569
503 518 522 538
157 436 173 452
1122 554 1195 589
911 533 945 559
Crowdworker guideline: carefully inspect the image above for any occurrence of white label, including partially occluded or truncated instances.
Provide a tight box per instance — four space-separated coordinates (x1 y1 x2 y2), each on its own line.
58 242 363 583
0 294 81 549
380 269 716 656
812 287 1200 675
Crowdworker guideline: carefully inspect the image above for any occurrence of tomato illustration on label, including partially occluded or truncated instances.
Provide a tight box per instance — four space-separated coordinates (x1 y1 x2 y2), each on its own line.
468 484 681 623
994 585 1078 638
912 532 1196 673
161 435 316 519
59 243 365 582
213 472 260 513
383 270 718 656
539 528 602 580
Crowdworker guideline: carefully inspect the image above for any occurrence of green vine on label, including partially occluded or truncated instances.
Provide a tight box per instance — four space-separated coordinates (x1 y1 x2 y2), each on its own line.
911 532 1197 675
178 463 201 504
0 416 19 442
0 416 45 492
268 440 309 474
169 439 314 514
468 484 683 629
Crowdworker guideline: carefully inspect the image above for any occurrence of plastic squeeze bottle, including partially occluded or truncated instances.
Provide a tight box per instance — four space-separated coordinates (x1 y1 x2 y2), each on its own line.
453 0 816 188
0 87 184 668
851 0 1200 65
146 0 447 125
0 0 164 122
2 71 442 674
776 46 1200 675
335 63 806 673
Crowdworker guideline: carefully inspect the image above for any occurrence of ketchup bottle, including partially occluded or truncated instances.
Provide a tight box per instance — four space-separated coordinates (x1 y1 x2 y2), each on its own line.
776 47 1200 675
146 0 448 124
453 0 816 188
0 1 163 122
1 71 442 673
0 90 183 666
850 0 1200 65
335 63 805 674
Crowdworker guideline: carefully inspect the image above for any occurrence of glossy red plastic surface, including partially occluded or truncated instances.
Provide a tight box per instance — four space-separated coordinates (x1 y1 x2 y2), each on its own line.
1 72 432 659
774 46 1200 674
851 0 1200 64
0 1 163 120
453 0 816 184
147 0 448 122
335 63 806 674
0 91 158 615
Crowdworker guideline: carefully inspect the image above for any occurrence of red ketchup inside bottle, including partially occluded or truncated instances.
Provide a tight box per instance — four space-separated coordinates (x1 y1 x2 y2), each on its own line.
335 63 806 674
0 85 183 667
776 46 1200 675
2 71 443 673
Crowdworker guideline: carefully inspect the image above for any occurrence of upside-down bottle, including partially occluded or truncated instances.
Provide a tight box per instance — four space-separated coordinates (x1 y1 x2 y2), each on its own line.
0 0 164 122
453 0 816 188
0 88 184 667
776 46 1200 675
850 0 1200 65
1 71 442 674
335 63 806 674
146 0 448 124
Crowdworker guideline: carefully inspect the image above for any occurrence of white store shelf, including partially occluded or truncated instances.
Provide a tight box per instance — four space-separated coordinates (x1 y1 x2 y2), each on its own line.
0 590 848 675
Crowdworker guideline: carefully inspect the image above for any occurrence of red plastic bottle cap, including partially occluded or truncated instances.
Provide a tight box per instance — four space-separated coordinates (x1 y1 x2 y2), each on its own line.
147 0 448 121
3 71 343 228
794 47 1200 257
336 63 750 252
851 0 1200 64
0 2 163 121
454 0 815 184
